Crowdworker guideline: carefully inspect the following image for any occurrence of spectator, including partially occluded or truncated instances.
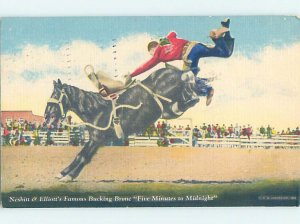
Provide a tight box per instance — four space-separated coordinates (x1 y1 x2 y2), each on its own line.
200 123 207 138
161 121 167 136
221 124 226 137
172 125 177 132
156 121 161 131
166 123 171 132
266 125 272 138
184 125 191 137
228 124 234 137
216 124 221 138
213 124 218 138
58 123 64 132
242 125 246 136
234 124 240 137
259 126 266 136
13 120 18 130
193 126 200 138
3 126 11 145
207 124 212 138
271 127 277 136
295 127 300 135
246 125 252 140
6 121 12 131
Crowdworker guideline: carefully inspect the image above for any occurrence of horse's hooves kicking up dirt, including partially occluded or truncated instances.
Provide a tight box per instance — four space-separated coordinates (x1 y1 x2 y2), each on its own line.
59 175 74 183
55 173 64 180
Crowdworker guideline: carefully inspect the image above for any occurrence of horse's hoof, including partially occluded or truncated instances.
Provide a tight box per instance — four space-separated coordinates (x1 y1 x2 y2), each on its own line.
59 175 74 182
55 173 64 179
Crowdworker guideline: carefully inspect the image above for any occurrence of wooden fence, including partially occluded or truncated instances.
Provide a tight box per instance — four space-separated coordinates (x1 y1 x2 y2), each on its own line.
198 135 300 149
129 135 300 149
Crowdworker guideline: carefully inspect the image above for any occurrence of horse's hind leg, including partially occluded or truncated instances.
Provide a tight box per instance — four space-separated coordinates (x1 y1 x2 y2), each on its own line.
58 140 101 181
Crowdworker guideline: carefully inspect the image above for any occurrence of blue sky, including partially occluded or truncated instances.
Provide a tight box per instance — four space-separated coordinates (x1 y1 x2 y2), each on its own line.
2 16 300 55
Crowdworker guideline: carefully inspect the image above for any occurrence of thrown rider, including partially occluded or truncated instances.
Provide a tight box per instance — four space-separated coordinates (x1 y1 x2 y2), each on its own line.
126 18 234 106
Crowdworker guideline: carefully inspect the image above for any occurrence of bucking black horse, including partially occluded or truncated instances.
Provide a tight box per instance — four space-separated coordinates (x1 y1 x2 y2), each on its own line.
44 67 204 181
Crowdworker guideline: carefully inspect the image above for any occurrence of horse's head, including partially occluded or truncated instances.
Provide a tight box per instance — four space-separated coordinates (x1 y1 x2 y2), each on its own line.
144 67 186 101
143 67 200 118
44 79 70 128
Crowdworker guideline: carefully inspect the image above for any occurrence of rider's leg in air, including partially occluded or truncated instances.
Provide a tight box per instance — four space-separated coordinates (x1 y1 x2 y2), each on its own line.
187 18 234 106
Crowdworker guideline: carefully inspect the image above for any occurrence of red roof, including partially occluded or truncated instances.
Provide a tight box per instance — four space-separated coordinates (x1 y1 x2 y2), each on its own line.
1 111 44 124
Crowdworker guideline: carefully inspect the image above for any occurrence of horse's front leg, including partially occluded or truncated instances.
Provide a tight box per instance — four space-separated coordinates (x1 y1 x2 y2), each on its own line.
58 139 101 181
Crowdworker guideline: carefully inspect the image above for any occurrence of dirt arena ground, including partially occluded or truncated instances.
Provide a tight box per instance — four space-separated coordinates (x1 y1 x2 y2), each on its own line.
1 146 300 193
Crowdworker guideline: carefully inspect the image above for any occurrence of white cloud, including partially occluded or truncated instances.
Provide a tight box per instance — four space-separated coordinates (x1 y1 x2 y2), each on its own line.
183 43 300 130
1 33 158 117
1 34 300 130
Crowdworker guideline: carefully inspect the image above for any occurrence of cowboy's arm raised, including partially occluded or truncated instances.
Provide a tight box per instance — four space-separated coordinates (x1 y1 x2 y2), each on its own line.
166 31 178 43
130 49 161 77
167 31 177 39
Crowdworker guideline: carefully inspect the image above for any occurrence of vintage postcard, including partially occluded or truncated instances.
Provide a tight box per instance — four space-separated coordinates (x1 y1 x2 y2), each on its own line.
0 16 299 207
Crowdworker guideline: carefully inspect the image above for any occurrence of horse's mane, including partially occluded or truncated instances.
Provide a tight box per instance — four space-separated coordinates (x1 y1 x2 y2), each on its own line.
62 83 108 111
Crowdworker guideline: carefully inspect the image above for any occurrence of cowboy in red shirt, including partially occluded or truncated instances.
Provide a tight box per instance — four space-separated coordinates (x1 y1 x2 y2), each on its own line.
127 18 234 106
130 31 189 77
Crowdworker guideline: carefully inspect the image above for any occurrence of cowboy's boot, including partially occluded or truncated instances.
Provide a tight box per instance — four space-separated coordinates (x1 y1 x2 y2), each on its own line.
221 18 230 28
221 18 234 40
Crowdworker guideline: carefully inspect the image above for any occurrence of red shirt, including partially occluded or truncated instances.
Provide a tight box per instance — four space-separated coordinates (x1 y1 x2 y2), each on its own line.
131 32 189 77
4 129 10 136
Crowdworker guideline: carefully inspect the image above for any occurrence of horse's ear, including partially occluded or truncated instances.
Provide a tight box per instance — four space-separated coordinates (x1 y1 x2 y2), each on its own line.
55 79 62 89
53 80 57 86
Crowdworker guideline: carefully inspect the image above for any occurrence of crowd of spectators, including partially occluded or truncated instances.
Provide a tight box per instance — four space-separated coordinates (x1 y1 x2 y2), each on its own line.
0 115 82 146
1 117 300 146
192 123 253 139
1 120 42 146
142 121 192 138
143 122 300 140
142 122 253 139
259 125 300 138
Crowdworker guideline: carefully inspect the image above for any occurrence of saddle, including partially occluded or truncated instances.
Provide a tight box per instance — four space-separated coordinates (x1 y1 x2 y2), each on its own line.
84 65 136 139
84 65 133 97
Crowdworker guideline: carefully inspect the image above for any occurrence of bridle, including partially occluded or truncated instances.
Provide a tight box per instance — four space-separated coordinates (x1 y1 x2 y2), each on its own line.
47 88 69 119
